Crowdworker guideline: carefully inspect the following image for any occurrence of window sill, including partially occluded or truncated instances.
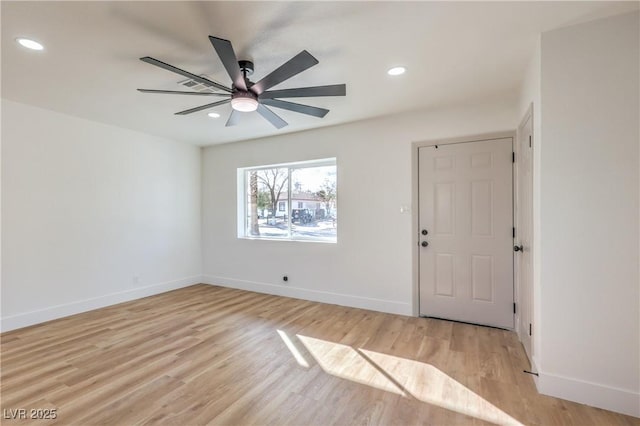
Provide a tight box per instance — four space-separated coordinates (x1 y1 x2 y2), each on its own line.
238 236 337 244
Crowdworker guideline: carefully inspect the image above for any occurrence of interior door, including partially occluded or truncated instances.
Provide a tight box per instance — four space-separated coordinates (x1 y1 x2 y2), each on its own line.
516 115 534 357
419 138 514 329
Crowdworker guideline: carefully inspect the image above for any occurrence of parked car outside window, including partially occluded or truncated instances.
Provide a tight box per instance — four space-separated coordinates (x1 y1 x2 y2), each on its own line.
291 208 313 224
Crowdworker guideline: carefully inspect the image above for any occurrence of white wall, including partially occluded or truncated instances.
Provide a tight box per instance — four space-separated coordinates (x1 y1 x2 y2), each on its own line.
202 100 518 315
1 99 202 331
539 12 639 416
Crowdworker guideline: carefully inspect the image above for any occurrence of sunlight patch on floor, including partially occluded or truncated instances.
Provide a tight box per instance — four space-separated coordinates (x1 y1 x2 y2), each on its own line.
297 335 406 396
290 333 523 426
361 349 523 426
277 330 310 368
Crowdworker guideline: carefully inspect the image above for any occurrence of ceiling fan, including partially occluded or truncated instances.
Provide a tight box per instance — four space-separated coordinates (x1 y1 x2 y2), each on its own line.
137 36 346 129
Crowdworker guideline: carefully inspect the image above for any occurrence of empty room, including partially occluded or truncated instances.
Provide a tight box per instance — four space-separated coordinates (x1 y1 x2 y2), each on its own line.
1 1 639 425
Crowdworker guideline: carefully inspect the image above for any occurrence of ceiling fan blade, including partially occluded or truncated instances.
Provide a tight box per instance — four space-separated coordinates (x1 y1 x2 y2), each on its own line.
140 57 232 93
225 110 240 127
175 99 230 115
251 50 319 95
260 84 346 99
137 89 230 96
256 104 288 129
208 36 247 91
261 99 329 118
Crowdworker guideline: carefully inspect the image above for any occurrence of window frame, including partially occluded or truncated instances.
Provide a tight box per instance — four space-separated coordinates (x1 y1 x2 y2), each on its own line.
237 158 337 243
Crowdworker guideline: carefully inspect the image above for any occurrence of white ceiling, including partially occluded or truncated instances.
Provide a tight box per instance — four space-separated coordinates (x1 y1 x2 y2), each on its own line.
2 1 637 146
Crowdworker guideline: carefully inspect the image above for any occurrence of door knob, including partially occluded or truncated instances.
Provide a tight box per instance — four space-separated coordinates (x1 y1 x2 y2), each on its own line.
421 241 429 247
514 245 523 252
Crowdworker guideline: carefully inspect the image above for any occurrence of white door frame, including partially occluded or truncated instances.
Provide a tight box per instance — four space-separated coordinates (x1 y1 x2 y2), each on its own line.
411 131 516 321
515 104 535 358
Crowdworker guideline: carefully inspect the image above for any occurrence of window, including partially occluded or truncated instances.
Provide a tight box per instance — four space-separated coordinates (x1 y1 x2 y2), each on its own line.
239 158 337 242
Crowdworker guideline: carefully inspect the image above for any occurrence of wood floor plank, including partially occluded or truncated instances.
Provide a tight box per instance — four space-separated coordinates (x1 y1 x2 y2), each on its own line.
1 284 637 426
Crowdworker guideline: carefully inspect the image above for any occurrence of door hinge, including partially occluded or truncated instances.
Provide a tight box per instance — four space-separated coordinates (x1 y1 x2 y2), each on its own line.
512 227 516 238
512 152 515 163
513 303 516 314
529 135 532 148
529 323 532 336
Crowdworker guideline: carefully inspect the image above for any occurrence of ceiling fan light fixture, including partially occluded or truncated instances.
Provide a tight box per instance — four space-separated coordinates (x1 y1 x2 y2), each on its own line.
231 91 259 112
16 37 44 51
207 112 221 118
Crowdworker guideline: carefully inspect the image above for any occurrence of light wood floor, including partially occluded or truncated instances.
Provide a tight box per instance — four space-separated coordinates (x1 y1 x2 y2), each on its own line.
1 285 637 426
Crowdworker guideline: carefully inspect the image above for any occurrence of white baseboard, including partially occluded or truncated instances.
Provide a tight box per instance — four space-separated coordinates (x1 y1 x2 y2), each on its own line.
202 275 412 316
0 275 202 332
537 370 640 418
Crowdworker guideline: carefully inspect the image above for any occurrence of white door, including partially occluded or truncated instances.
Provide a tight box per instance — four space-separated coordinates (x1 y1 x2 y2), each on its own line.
419 138 514 329
516 114 534 357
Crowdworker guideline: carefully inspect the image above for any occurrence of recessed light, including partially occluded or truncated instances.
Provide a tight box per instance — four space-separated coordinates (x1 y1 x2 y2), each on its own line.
387 66 406 76
207 112 221 118
16 38 44 51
